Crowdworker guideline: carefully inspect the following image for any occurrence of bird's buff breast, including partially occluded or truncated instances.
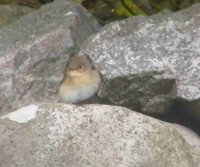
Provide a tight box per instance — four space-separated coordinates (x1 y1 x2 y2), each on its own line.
59 71 100 103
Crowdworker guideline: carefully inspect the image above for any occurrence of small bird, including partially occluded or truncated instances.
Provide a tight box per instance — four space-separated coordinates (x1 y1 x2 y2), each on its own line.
58 54 101 104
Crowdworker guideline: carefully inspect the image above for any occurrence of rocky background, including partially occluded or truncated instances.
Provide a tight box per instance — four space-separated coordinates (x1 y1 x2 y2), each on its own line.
0 0 200 167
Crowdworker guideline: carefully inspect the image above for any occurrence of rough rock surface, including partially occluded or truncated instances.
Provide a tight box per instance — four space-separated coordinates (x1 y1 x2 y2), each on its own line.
171 123 200 166
0 0 100 113
0 103 199 167
0 5 35 28
79 3 200 116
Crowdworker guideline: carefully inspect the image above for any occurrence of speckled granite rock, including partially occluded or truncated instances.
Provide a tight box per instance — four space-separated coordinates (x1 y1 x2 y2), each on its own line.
79 3 200 117
0 5 35 28
0 0 100 113
0 103 199 167
171 123 200 166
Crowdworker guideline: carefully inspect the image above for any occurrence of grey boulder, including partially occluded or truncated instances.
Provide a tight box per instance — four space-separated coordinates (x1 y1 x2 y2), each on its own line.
79 3 200 117
0 103 198 167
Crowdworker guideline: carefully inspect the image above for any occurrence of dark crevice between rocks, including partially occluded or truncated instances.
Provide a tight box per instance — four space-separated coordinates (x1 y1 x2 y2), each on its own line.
83 76 200 136
91 93 200 136
151 98 200 136
97 75 200 136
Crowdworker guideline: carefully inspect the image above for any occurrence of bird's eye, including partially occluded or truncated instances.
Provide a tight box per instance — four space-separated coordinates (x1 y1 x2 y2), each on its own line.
79 65 83 69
